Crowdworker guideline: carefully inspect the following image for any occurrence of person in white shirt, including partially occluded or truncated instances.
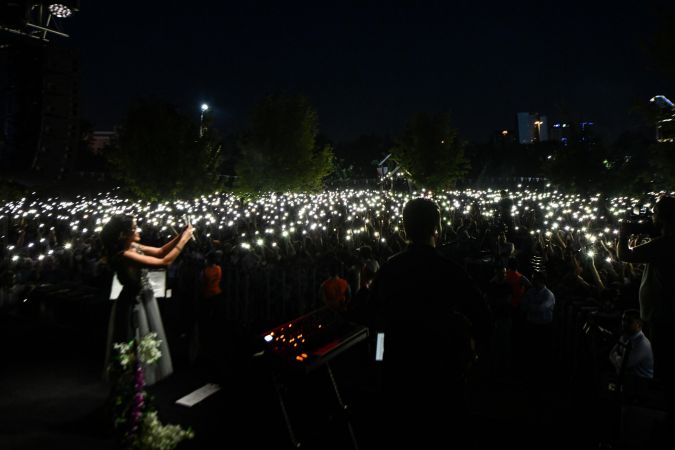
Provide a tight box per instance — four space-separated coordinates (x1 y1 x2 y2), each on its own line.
609 309 654 380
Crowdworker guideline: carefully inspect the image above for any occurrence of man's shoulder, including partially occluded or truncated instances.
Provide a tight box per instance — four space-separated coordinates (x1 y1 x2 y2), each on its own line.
381 247 467 282
383 246 457 266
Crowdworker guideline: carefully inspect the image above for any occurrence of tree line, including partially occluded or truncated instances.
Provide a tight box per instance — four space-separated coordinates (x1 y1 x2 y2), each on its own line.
99 91 675 200
102 95 471 200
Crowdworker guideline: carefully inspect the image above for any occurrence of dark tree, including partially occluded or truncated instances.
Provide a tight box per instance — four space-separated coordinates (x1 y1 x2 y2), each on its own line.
390 112 468 191
106 99 223 200
333 134 392 179
543 131 607 193
648 141 675 188
235 94 333 193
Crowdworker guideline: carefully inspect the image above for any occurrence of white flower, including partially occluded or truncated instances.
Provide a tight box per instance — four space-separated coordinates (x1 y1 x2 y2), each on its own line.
138 411 194 450
113 333 161 369
138 332 162 365
113 341 133 369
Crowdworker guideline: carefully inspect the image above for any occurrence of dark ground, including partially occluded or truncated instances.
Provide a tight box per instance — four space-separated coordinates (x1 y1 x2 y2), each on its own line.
0 293 666 450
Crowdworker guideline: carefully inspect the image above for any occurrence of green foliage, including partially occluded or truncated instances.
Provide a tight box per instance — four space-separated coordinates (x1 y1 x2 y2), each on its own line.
599 132 654 194
543 140 606 193
109 334 194 450
0 179 26 201
390 112 469 191
235 94 334 194
106 99 223 201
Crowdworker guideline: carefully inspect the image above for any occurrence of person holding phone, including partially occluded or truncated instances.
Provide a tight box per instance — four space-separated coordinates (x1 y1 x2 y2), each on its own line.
101 215 194 385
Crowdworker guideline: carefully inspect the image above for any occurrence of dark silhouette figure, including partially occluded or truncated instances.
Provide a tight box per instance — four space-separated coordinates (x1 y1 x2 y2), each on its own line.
372 198 489 448
618 195 675 441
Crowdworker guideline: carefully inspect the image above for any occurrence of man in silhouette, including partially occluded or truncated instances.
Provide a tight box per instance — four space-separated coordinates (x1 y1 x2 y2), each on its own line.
372 197 489 448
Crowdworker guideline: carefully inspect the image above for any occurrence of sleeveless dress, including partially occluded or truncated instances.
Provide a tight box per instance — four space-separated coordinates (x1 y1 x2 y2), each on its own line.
104 243 173 386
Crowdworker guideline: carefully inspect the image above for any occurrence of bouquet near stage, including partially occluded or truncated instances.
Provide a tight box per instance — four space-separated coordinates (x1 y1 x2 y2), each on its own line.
109 332 194 450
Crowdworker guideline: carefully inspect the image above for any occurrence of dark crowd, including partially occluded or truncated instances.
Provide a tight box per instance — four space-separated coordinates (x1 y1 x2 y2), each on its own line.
1 187 673 448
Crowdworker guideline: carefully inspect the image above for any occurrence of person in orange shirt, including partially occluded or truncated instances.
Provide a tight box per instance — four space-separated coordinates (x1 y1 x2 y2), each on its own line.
505 258 531 309
319 260 351 311
198 252 223 363
202 252 223 300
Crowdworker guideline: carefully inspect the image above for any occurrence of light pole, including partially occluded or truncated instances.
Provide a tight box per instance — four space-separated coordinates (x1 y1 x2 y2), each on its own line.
199 103 209 137
534 120 543 142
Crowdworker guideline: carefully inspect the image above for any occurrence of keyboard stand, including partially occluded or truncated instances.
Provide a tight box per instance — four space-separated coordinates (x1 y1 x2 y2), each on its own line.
271 361 360 449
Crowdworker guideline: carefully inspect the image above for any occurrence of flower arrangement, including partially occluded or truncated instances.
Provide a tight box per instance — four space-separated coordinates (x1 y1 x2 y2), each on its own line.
110 332 194 450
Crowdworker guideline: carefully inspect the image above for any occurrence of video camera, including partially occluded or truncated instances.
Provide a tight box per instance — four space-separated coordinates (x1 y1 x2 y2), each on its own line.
622 205 656 236
622 219 655 237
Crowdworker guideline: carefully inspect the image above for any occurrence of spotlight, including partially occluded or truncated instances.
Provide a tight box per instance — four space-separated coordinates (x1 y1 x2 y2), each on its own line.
48 3 72 18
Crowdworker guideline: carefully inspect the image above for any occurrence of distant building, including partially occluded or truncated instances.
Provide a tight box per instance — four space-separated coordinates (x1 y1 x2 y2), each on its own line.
651 95 675 143
516 112 548 144
88 131 116 154
549 121 596 145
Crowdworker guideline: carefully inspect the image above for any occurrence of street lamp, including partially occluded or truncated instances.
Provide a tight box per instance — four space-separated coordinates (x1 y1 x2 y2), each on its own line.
534 120 543 142
199 103 209 137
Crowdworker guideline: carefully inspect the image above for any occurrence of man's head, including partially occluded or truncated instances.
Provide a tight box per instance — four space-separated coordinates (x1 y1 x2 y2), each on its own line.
402 198 442 245
621 309 643 335
206 251 220 266
532 271 547 288
357 245 373 260
327 257 341 278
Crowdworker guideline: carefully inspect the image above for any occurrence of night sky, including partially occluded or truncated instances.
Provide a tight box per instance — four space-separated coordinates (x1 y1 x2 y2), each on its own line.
64 1 671 143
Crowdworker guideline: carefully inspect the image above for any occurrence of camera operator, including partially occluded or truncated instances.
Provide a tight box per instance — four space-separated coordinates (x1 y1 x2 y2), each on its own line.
617 195 675 435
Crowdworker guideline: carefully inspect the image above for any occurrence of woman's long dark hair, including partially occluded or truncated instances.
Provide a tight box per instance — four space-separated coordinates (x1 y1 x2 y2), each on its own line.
100 215 135 262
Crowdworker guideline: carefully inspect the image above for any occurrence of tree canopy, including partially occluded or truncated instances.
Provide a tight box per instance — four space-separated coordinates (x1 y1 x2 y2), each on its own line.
235 94 333 194
106 99 223 200
390 112 468 191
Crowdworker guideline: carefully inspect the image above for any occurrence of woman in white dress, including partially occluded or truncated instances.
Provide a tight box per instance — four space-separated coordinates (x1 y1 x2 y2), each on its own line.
101 215 193 385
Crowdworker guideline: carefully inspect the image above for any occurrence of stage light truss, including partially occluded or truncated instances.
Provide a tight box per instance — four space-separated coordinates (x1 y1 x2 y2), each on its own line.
0 1 79 42
48 3 71 18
